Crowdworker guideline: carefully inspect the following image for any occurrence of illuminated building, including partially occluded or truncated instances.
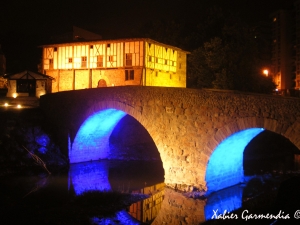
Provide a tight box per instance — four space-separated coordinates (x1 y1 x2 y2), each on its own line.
270 1 300 94
0 45 7 95
40 36 189 92
295 0 300 90
0 45 6 76
270 9 293 93
4 70 53 98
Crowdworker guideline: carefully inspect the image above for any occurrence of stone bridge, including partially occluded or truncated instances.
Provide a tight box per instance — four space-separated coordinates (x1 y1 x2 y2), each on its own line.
40 86 300 192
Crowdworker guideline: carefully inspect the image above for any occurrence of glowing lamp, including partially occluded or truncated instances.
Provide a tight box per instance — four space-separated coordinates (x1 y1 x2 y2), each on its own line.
38 91 46 98
4 103 8 107
17 104 22 108
263 69 268 76
12 93 17 98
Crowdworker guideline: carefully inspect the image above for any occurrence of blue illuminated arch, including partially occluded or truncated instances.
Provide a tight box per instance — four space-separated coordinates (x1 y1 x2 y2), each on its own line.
205 128 264 193
70 108 126 163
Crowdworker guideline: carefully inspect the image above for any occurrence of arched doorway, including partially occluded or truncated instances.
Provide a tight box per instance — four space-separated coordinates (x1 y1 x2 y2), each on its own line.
98 79 107 87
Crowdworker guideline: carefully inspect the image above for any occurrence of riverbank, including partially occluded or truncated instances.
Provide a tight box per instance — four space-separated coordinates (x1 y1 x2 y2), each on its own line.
0 96 40 108
0 186 150 225
0 106 68 177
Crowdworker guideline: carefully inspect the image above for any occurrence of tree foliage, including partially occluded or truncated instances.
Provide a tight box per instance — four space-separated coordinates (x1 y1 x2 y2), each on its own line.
187 10 275 93
134 5 275 94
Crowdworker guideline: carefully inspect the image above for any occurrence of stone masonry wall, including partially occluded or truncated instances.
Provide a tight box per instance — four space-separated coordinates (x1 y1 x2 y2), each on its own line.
40 87 300 191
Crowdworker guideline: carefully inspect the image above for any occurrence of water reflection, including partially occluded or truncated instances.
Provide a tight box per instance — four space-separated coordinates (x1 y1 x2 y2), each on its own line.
1 160 287 225
68 160 165 224
204 185 243 220
69 161 111 195
67 160 255 224
128 183 165 223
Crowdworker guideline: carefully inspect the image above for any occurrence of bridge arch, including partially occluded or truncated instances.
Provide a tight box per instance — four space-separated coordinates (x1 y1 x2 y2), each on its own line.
69 100 162 164
40 87 300 192
204 117 300 193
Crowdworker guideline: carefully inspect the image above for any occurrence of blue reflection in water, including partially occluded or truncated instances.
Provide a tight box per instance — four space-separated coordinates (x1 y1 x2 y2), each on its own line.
205 128 264 193
91 210 141 225
69 161 112 195
69 161 145 225
204 185 243 220
70 109 126 163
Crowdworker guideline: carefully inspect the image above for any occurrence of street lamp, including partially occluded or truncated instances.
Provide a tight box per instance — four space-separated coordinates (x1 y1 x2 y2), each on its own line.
263 69 269 76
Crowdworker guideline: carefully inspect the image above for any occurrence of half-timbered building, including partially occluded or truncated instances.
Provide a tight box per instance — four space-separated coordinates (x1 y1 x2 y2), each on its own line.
40 38 189 92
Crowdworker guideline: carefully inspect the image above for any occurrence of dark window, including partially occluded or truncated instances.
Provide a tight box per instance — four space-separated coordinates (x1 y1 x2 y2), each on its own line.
125 70 134 80
97 55 103 67
49 59 53 69
81 56 87 68
126 53 132 66
17 80 36 95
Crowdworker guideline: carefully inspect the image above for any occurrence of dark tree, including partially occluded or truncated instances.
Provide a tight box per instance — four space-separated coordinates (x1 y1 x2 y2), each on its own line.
134 5 275 94
187 9 275 93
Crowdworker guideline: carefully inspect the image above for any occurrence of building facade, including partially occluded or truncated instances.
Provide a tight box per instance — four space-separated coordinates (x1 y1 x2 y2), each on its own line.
270 1 300 94
295 0 300 90
5 70 53 98
0 45 6 76
270 10 293 92
40 38 189 92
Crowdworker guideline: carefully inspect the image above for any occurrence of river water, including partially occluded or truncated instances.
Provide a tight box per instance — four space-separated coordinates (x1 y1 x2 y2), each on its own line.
1 159 298 225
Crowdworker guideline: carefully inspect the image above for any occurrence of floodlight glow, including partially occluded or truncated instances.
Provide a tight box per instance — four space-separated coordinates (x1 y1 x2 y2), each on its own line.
17 104 22 108
70 108 126 163
12 93 17 98
4 103 8 107
36 134 50 154
205 128 264 193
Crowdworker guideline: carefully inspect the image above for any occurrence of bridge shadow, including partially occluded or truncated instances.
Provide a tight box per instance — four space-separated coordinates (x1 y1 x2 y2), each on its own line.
244 130 299 175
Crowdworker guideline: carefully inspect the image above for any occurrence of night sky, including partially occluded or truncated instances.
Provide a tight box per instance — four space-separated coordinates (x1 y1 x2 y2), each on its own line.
0 0 296 73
